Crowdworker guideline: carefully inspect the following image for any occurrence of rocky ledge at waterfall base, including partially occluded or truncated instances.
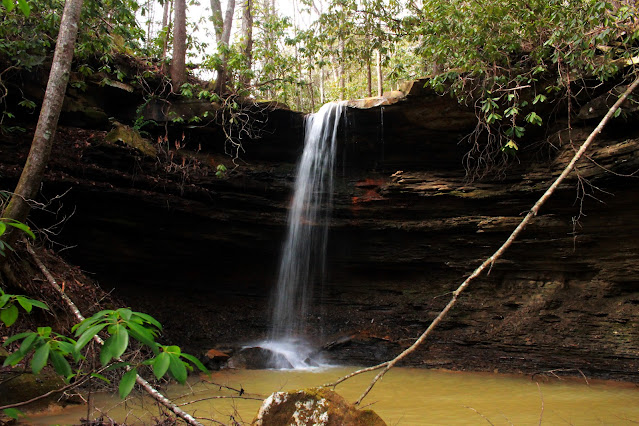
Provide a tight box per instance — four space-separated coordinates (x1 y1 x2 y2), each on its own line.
1 77 639 383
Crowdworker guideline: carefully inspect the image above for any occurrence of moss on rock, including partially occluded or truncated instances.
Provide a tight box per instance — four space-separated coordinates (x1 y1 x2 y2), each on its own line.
106 121 157 157
252 387 387 426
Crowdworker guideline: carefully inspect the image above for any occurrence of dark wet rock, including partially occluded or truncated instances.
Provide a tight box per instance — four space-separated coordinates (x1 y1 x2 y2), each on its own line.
2 77 639 382
227 347 293 370
203 348 231 370
252 388 386 426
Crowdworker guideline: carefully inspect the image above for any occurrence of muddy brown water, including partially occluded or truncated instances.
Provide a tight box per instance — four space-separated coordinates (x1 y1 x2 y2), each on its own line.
21 367 639 425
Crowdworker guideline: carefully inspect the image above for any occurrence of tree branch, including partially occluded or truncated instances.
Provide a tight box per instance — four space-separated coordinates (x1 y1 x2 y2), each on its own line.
327 75 639 405
25 244 205 426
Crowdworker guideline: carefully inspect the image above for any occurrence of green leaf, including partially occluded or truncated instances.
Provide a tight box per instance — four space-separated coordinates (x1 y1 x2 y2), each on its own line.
37 326 52 338
0 293 9 308
614 107 622 118
16 296 32 313
16 0 29 17
3 408 23 420
110 325 129 359
6 221 35 239
132 312 162 330
100 337 116 366
0 222 6 237
3 350 25 367
152 352 170 380
32 342 50 374
168 354 187 384
54 340 76 356
29 299 49 310
18 333 38 355
49 350 72 378
75 323 107 352
126 321 158 352
118 308 132 321
104 361 130 371
3 331 32 346
180 353 208 373
2 0 15 12
1 304 19 327
119 368 138 399
90 373 110 383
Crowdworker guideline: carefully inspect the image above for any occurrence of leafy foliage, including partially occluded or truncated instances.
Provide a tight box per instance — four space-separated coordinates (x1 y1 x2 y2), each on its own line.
2 306 208 399
0 217 35 256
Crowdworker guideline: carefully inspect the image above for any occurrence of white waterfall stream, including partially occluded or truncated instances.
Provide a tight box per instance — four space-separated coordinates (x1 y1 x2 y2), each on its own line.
262 101 346 368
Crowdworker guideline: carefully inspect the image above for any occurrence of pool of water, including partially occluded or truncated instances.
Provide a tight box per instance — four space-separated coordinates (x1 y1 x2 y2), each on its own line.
22 367 639 425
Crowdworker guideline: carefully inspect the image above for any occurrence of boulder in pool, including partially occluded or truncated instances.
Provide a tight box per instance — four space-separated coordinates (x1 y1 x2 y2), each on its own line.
252 387 386 425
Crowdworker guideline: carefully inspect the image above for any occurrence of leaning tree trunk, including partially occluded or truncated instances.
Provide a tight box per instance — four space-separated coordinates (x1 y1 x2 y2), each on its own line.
0 0 84 252
170 0 187 89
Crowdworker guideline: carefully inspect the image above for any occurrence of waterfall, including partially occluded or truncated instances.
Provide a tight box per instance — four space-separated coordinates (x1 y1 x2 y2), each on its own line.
264 101 346 368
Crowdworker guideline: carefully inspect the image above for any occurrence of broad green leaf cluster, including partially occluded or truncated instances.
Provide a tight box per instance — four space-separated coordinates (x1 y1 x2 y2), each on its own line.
2 305 208 399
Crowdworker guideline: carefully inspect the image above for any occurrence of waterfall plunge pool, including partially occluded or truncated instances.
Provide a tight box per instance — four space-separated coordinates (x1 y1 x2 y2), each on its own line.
22 367 639 425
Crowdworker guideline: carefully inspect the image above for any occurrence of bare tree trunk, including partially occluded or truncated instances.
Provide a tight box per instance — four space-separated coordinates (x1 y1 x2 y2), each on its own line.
339 40 345 100
170 0 187 88
320 65 325 104
240 0 253 89
146 0 154 50
222 0 235 45
367 55 372 97
376 49 383 96
308 63 315 111
1 0 84 252
326 76 639 404
210 0 224 41
211 0 236 93
161 0 172 62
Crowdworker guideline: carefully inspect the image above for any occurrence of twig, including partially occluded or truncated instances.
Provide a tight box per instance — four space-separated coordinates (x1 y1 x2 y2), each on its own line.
465 406 495 425
177 395 264 406
536 382 544 426
328 75 639 405
0 373 91 410
25 243 205 426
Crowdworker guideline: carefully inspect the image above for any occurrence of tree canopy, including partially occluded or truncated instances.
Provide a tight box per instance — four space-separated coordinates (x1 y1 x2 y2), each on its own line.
1 0 638 161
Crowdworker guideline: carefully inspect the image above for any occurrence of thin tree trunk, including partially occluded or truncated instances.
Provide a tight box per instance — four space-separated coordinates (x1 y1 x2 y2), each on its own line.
210 0 224 41
240 0 253 88
367 55 372 97
320 66 325 104
327 76 639 405
170 0 187 89
0 0 84 252
222 0 235 45
161 0 172 62
308 64 315 111
376 49 383 96
339 40 345 100
211 0 235 93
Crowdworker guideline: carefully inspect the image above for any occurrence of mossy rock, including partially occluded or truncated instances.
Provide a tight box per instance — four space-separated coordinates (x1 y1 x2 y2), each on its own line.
0 369 66 410
253 387 386 426
106 121 157 157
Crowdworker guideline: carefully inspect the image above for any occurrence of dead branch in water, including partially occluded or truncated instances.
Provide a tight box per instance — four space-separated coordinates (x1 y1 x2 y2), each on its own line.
326 76 639 405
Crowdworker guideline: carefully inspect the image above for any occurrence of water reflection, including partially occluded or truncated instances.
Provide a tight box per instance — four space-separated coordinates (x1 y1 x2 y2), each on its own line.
22 367 639 425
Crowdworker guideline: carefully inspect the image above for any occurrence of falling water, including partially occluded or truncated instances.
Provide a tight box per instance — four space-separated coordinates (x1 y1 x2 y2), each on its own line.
264 101 346 368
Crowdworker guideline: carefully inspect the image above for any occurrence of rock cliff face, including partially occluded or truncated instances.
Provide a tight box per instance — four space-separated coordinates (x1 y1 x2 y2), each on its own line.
1 80 638 381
